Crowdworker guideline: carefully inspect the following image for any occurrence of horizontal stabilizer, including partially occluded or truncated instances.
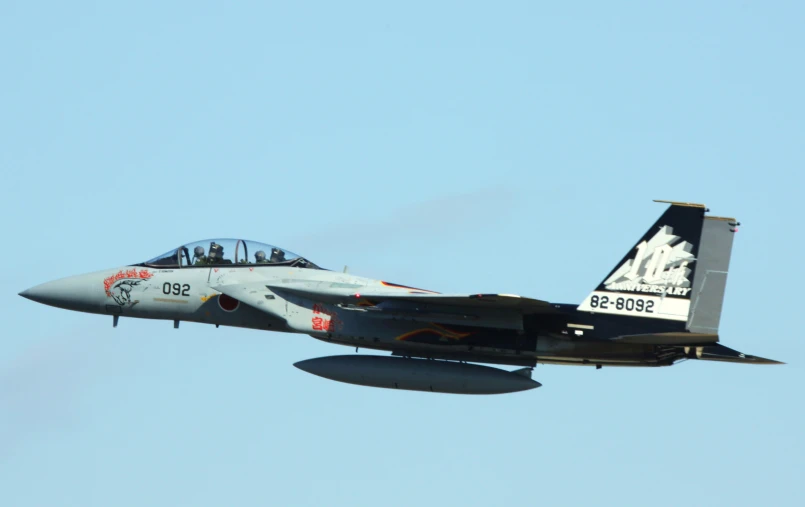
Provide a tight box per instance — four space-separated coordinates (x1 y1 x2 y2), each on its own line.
683 344 784 365
614 332 718 345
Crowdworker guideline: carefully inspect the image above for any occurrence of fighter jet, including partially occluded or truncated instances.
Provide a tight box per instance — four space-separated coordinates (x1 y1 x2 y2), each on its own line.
19 200 781 394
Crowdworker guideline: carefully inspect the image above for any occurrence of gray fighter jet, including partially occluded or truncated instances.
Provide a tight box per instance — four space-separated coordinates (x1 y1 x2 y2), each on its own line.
19 200 781 394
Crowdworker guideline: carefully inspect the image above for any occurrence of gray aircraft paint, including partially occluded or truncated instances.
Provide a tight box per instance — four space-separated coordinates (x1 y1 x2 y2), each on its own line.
686 216 737 334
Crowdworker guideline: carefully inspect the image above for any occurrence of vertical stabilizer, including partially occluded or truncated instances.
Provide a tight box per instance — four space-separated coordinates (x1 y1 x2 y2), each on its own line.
686 216 739 334
577 201 706 323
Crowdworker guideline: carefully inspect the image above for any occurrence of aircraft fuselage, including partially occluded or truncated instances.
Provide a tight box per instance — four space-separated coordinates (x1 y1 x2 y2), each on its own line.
20 264 658 368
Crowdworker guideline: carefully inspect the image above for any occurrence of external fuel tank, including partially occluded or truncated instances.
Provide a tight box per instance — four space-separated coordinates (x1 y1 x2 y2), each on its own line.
294 355 540 395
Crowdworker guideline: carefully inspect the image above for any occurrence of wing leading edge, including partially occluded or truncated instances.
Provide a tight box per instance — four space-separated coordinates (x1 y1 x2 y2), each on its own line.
212 281 558 331
264 282 556 312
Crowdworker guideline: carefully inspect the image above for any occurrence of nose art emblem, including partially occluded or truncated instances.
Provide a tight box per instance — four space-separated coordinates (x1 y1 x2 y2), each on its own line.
103 269 154 306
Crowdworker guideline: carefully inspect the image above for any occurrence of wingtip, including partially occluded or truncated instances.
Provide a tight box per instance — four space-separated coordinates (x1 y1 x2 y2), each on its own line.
741 354 785 365
756 357 785 365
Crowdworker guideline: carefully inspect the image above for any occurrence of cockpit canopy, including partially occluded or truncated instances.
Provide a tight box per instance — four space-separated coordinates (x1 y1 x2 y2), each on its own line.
143 239 320 269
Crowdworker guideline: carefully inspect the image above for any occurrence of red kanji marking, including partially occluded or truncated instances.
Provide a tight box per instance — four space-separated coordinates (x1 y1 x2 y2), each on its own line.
312 316 328 331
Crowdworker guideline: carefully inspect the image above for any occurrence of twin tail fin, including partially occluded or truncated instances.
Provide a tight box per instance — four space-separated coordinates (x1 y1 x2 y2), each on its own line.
577 200 736 333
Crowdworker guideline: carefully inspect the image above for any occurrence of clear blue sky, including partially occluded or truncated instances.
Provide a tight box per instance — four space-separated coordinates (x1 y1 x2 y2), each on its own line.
1 1 803 505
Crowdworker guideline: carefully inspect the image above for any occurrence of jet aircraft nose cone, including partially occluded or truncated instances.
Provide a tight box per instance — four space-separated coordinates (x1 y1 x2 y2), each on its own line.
19 276 100 312
19 284 53 304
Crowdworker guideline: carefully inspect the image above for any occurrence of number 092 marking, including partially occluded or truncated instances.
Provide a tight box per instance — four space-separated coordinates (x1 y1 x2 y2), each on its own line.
163 282 190 296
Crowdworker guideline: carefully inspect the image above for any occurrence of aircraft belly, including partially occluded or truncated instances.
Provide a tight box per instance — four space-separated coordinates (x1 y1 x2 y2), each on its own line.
322 316 657 366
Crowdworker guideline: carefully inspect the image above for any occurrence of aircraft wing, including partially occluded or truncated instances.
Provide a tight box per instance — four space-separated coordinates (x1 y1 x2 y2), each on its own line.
263 282 556 313
213 281 558 331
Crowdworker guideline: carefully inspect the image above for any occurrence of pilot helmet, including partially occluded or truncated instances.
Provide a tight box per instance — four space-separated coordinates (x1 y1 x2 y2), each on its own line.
269 247 286 262
209 242 224 259
255 250 266 262
194 246 205 258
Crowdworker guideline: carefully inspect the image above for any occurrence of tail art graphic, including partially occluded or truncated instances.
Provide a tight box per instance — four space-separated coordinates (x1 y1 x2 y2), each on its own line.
603 225 695 295
577 202 704 321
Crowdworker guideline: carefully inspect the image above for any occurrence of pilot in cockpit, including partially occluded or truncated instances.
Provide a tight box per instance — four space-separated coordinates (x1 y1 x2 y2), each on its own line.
207 242 232 265
269 247 286 263
254 250 269 264
192 246 207 266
